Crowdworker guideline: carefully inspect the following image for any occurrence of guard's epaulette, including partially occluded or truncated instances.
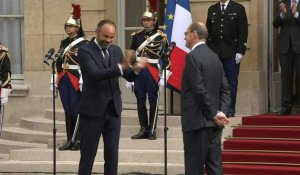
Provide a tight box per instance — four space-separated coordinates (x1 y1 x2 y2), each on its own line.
131 30 143 36
0 47 8 52
157 30 167 38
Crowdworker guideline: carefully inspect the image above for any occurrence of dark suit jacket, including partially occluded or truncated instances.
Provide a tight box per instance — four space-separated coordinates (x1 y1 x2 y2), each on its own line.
206 0 248 59
77 38 136 118
273 0 300 54
181 43 231 132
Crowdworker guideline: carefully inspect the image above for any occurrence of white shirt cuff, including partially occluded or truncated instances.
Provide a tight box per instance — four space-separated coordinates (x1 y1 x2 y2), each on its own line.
294 12 299 18
117 64 123 76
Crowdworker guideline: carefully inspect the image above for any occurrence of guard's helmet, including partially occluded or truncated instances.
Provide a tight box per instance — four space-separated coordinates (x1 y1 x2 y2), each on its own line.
64 3 85 37
141 11 157 20
65 16 80 27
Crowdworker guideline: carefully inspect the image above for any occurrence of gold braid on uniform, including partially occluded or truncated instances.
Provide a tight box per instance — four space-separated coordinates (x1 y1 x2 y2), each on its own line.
63 48 79 69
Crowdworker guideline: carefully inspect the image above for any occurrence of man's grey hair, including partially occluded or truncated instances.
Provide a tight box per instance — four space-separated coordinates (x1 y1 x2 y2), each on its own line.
189 22 208 40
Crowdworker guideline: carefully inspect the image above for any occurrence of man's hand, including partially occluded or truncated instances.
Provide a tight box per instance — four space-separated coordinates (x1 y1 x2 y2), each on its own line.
214 112 230 127
235 53 243 64
280 2 287 17
122 50 148 72
292 0 298 16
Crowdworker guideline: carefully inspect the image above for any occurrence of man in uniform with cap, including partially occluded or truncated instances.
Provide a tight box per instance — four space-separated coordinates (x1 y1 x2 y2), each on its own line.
206 0 248 117
56 4 88 151
128 10 170 140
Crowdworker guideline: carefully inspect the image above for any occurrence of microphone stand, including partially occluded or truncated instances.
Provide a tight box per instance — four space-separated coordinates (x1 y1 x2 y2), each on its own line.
44 55 57 175
51 59 57 175
163 68 168 175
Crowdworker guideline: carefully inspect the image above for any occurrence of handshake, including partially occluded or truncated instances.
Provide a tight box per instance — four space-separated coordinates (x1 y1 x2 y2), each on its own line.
121 50 148 72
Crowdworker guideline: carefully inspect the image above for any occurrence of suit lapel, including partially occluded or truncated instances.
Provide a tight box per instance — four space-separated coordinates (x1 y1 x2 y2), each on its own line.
108 46 115 66
90 42 108 68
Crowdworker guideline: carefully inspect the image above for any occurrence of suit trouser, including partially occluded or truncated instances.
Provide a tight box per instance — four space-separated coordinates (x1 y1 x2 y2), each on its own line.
58 75 81 141
221 58 240 115
134 68 159 130
78 101 121 175
279 45 300 107
183 127 223 175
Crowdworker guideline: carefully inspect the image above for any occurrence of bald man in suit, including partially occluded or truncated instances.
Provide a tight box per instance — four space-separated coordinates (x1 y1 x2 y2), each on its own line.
181 21 230 175
77 19 147 175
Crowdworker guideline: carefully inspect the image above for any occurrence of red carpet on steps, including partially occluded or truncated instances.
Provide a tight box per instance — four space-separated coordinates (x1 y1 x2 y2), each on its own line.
242 114 300 126
223 164 300 175
222 114 300 174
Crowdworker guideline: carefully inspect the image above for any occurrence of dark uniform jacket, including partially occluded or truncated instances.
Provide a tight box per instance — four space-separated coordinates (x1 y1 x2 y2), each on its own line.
130 28 169 82
0 47 12 89
273 0 300 54
56 35 88 91
206 0 248 59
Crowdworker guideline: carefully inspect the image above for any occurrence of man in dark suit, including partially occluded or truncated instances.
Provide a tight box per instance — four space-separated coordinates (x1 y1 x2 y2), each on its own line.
181 21 231 175
77 19 147 175
273 0 300 115
206 0 248 117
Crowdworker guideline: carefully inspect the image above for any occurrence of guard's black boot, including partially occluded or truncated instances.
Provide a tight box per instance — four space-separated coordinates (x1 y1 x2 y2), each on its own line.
148 131 157 140
131 127 148 139
148 103 158 140
58 141 72 151
70 140 80 151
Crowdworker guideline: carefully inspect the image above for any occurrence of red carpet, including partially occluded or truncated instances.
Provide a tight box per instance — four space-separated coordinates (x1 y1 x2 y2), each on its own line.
222 114 300 174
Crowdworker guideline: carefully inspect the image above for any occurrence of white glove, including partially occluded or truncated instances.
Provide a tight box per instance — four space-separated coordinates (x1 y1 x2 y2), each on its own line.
125 81 134 91
49 74 57 92
235 53 243 64
1 98 8 105
0 88 12 105
159 78 165 87
79 75 83 92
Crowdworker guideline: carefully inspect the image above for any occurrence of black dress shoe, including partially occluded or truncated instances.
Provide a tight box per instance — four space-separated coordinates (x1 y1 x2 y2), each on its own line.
58 141 72 151
279 106 292 115
70 141 80 151
148 132 157 140
131 129 148 140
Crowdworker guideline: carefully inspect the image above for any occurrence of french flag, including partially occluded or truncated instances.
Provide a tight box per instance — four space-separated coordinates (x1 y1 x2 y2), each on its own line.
164 0 192 92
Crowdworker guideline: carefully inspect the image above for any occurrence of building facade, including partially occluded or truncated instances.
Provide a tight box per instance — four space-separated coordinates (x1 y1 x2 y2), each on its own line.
2 0 283 124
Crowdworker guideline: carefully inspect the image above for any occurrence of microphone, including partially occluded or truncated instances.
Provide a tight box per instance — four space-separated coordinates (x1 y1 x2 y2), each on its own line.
164 41 176 57
45 48 55 60
55 48 64 58
44 48 55 66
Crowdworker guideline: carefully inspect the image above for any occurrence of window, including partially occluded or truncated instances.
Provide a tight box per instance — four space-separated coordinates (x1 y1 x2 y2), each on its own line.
118 0 165 50
0 0 24 75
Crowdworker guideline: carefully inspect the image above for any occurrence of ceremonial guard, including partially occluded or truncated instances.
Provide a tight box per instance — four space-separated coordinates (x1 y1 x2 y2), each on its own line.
0 43 12 135
56 4 88 150
0 43 12 91
129 11 170 140
206 0 248 117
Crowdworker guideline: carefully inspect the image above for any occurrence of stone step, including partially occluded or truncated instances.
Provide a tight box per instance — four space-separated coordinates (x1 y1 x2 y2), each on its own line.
21 114 181 133
0 161 184 174
0 127 65 144
19 117 183 139
10 84 30 97
51 138 184 151
44 108 166 122
10 148 184 164
0 139 47 154
20 117 66 133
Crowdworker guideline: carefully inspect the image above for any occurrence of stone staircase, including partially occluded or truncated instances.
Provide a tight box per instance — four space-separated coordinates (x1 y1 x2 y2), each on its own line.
0 103 239 174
